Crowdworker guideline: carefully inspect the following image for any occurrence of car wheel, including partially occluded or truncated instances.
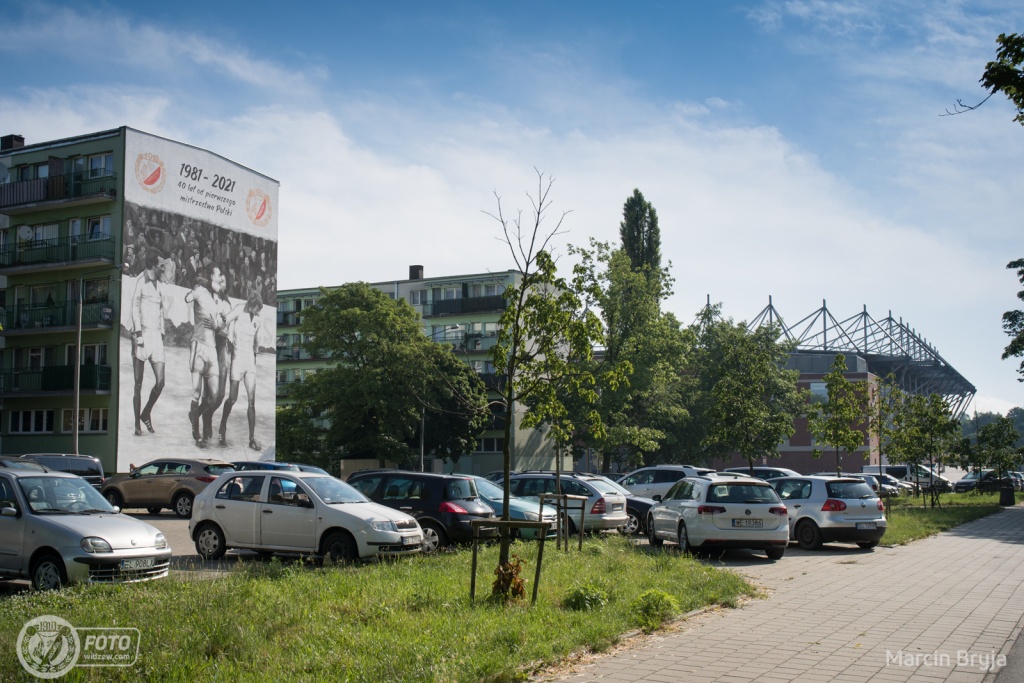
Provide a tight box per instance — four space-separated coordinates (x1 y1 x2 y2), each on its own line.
619 509 641 536
173 492 194 518
321 531 358 563
195 523 227 560
420 522 448 554
677 523 690 554
31 554 67 591
765 547 786 561
857 541 879 550
796 520 823 550
147 507 161 515
647 516 663 547
104 489 124 509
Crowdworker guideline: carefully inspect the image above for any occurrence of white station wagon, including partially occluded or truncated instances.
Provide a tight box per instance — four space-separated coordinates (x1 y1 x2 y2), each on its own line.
190 471 423 561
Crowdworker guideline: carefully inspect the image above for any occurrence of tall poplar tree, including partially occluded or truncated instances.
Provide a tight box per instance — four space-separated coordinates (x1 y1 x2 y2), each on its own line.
619 189 661 276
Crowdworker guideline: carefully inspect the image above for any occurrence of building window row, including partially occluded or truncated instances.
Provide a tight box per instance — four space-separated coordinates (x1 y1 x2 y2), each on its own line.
475 437 504 453
10 153 113 182
408 283 502 306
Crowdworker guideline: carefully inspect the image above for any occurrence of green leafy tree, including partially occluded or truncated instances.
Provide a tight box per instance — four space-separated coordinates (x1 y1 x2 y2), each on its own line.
486 171 611 577
978 416 1022 479
291 283 488 466
1002 259 1024 381
981 33 1024 125
687 307 805 472
275 404 340 472
950 410 990 486
807 355 871 475
867 374 904 509
619 189 661 276
890 394 960 508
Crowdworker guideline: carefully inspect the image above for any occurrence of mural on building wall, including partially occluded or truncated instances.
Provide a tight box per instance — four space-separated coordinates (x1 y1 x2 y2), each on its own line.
118 129 278 472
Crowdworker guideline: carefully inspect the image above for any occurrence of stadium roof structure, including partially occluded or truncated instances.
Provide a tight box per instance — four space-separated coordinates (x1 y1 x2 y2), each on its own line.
748 297 976 418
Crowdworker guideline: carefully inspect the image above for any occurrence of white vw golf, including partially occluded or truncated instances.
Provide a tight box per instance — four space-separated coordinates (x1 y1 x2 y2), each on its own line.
190 471 422 561
647 473 790 560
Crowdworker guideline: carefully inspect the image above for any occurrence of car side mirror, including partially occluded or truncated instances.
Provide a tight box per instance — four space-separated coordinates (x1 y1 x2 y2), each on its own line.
112 506 121 514
652 495 662 502
298 498 314 509
0 506 18 517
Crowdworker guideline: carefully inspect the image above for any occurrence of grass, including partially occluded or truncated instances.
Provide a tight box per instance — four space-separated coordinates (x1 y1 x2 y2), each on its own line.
882 490 1021 546
0 536 753 682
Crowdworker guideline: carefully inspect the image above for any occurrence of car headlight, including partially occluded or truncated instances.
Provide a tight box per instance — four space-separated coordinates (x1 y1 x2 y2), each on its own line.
523 511 540 521
81 537 112 553
369 520 398 533
154 533 168 550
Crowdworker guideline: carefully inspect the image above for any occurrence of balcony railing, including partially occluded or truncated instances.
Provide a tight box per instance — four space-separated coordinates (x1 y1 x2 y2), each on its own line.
0 171 118 210
276 346 324 361
0 234 116 270
425 295 506 317
0 364 112 395
1 300 116 333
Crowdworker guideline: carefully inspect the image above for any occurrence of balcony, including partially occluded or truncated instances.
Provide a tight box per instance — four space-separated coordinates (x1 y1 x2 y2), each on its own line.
479 373 505 390
1 300 117 336
0 235 116 275
425 295 506 317
276 346 324 362
0 364 112 397
0 171 118 215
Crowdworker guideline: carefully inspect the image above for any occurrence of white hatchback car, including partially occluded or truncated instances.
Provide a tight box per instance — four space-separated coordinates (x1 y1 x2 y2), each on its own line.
770 476 887 550
190 471 423 561
647 473 790 560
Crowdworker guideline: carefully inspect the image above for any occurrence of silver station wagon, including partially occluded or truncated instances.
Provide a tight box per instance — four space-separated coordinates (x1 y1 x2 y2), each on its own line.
0 470 171 589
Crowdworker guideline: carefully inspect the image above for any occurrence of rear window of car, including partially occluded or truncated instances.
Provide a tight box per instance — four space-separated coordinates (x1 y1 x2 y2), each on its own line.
445 478 477 500
707 483 780 504
34 457 102 478
826 480 875 499
586 479 622 496
205 464 235 476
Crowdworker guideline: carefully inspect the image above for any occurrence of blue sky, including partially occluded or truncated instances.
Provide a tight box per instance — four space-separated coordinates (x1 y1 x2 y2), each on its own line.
2 0 1023 413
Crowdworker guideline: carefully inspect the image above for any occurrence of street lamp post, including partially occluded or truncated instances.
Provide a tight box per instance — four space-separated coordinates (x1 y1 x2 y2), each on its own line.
73 263 123 455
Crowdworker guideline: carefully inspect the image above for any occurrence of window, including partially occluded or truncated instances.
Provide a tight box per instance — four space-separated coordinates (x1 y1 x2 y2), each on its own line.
31 284 57 308
82 278 109 304
483 322 499 337
622 470 654 487
65 343 107 366
14 347 54 370
476 437 504 453
409 290 426 306
88 153 113 179
35 163 49 180
268 477 311 506
61 408 109 433
442 287 459 300
216 475 265 502
87 216 111 241
10 410 55 433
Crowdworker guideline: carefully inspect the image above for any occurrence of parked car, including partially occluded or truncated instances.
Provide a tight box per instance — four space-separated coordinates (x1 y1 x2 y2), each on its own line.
870 472 914 496
101 458 235 518
861 464 951 493
0 470 171 589
617 465 713 501
347 471 497 552
770 476 886 550
646 473 789 560
231 461 302 472
507 472 629 534
722 466 800 480
463 476 559 539
1011 472 1024 491
953 469 1016 493
190 471 422 561
0 458 47 471
291 463 331 475
812 472 899 498
482 470 519 483
589 475 656 535
19 453 105 490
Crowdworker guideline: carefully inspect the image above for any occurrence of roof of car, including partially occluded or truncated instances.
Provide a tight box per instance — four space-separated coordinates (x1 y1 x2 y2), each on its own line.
20 453 101 460
688 472 770 484
0 469 80 480
136 458 233 467
770 475 866 482
347 470 472 481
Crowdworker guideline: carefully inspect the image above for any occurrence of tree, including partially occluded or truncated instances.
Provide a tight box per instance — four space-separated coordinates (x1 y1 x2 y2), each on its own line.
981 33 1024 126
619 189 661 276
867 373 904 509
291 283 488 466
807 355 871 475
978 416 1022 479
890 393 960 508
687 307 806 473
275 404 339 472
1002 259 1024 381
486 171 609 582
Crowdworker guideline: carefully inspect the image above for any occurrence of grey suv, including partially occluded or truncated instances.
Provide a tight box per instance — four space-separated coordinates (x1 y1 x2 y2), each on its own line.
20 453 105 490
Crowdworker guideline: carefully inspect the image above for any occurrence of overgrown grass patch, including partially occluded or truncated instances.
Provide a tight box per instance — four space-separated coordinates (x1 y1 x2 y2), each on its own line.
883 491 1021 545
0 536 753 682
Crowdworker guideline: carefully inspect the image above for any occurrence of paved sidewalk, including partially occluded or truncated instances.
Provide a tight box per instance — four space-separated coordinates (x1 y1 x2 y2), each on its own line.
545 506 1024 682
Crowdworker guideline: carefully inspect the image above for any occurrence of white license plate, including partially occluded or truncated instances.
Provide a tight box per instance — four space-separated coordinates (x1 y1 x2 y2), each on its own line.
121 557 154 570
612 504 623 511
856 522 877 530
732 519 763 528
402 535 420 546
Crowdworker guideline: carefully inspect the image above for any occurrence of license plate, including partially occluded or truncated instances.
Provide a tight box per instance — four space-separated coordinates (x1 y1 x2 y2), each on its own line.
402 535 420 546
612 504 623 511
732 519 762 528
121 557 154 570
856 522 877 530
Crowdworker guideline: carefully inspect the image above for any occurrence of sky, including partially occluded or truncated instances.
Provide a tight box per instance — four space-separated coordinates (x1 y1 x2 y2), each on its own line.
1 0 1022 414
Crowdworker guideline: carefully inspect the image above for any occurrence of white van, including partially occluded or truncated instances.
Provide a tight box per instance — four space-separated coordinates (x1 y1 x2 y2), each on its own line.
862 464 951 492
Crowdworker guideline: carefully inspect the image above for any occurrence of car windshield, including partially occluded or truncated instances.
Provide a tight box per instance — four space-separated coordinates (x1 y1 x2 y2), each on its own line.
826 480 876 499
475 477 517 500
205 464 236 475
18 476 114 514
707 483 780 504
304 477 368 504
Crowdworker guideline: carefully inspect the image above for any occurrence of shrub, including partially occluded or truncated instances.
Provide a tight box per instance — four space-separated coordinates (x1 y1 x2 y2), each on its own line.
563 582 610 611
629 589 680 632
